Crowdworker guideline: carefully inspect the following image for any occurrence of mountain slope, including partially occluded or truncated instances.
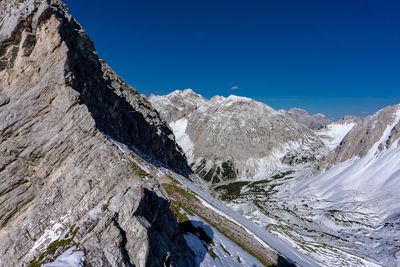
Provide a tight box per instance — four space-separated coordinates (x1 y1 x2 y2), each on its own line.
150 89 324 182
222 105 400 266
0 1 193 266
285 104 400 266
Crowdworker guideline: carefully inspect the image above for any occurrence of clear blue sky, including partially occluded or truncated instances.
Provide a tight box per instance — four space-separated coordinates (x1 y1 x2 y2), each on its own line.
64 0 400 120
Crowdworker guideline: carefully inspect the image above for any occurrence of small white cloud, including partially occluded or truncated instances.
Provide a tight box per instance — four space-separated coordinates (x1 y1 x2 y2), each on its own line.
231 85 239 90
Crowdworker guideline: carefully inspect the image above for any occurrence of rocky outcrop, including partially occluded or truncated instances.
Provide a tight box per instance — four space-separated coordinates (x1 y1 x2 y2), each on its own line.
316 104 400 172
150 89 324 182
0 0 194 266
282 108 332 130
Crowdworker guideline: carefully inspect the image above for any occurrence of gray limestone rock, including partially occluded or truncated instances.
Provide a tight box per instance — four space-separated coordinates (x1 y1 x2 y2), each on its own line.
0 0 194 266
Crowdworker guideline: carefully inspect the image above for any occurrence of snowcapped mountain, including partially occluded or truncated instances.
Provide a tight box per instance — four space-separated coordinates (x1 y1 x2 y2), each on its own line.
149 89 324 182
227 105 400 266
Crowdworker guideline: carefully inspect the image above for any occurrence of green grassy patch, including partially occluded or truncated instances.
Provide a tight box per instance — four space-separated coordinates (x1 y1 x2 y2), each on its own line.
214 181 250 201
169 200 190 224
102 203 109 211
128 161 153 179
166 174 180 184
221 160 237 180
88 223 96 233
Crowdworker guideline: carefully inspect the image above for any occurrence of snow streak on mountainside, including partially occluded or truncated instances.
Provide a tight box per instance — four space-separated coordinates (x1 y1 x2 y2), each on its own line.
150 89 324 183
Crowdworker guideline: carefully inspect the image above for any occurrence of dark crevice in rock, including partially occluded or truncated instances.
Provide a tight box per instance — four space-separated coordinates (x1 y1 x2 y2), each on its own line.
112 213 134 267
134 188 195 266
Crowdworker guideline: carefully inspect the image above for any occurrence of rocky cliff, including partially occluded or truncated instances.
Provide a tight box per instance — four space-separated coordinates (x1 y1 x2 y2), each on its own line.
0 0 194 266
150 89 324 182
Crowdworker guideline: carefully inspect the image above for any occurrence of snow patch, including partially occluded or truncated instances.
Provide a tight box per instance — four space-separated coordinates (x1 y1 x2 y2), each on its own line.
43 246 85 267
317 122 357 150
104 134 129 153
28 212 71 256
169 118 195 162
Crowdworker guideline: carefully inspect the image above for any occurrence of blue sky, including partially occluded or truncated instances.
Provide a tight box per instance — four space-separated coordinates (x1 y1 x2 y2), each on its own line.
64 0 400 120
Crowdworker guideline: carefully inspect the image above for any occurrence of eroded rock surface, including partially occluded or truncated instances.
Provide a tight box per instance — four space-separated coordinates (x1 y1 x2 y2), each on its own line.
0 0 194 266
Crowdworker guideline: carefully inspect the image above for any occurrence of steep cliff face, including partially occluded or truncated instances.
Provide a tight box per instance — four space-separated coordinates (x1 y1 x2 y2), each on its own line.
0 1 194 266
150 89 324 182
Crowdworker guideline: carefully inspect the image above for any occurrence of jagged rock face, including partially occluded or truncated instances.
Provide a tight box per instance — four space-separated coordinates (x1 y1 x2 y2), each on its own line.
316 104 400 172
150 89 324 182
282 108 332 130
0 1 194 266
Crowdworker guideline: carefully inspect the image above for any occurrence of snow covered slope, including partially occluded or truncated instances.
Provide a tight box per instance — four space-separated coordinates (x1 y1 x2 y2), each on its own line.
286 105 400 266
219 105 400 266
101 133 317 266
